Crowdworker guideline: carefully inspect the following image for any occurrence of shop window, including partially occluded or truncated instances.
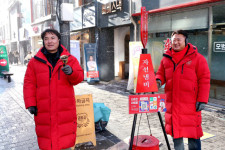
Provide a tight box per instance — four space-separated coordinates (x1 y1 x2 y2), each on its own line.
147 32 171 71
172 8 208 31
211 25 225 81
213 5 225 24
188 29 208 58
147 30 208 72
149 14 171 33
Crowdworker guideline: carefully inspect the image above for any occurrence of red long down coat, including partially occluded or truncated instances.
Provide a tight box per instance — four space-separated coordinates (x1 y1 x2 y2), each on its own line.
156 43 210 139
23 46 84 150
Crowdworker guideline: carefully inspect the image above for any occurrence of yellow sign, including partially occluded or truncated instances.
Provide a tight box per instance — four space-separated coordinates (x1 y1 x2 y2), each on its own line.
75 94 96 146
184 132 215 144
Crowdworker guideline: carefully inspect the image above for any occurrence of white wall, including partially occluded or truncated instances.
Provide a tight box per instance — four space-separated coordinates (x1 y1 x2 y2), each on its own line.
114 26 130 76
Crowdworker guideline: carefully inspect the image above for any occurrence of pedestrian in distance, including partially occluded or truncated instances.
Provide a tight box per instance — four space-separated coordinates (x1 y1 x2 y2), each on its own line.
8 51 14 64
23 29 84 150
156 30 210 150
24 51 33 65
14 51 19 65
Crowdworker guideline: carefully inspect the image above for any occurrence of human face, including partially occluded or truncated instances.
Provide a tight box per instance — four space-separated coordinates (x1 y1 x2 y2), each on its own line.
171 34 186 52
43 32 60 53
89 56 93 61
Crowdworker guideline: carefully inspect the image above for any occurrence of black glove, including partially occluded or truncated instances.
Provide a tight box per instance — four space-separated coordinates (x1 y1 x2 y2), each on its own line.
61 65 73 75
156 79 161 89
28 106 38 116
196 102 206 111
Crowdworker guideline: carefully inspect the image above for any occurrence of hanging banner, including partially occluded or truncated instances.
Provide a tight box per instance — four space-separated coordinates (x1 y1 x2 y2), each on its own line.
70 40 80 64
136 54 158 93
141 7 148 48
75 94 96 146
129 94 166 114
0 45 9 76
127 42 143 91
84 43 99 82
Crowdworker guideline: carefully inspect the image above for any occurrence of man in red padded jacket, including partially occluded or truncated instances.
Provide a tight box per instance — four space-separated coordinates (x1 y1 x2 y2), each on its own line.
156 30 210 150
23 29 84 150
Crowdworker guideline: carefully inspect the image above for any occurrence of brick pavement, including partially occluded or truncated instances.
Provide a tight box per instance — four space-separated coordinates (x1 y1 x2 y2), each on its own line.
0 65 39 150
1 65 225 150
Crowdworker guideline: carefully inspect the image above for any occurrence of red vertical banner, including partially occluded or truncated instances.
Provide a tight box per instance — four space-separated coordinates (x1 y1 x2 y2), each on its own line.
136 54 158 93
141 7 148 48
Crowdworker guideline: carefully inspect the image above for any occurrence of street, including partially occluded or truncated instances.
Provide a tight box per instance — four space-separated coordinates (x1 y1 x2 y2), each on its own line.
0 65 225 150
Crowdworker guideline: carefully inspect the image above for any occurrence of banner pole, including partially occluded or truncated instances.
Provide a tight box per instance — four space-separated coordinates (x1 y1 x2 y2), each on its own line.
129 114 137 150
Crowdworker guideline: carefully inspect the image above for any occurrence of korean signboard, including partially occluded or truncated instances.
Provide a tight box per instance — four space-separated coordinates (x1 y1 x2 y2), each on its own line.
213 42 225 52
129 94 166 114
102 0 122 15
136 54 158 93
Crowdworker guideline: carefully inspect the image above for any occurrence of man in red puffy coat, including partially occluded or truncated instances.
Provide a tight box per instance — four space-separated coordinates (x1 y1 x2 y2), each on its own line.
23 29 84 150
156 30 210 150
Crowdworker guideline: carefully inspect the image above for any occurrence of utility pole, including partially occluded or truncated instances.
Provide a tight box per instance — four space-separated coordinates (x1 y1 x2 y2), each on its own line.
58 0 70 52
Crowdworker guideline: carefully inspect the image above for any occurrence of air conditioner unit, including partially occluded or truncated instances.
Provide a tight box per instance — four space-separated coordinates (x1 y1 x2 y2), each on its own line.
61 3 73 22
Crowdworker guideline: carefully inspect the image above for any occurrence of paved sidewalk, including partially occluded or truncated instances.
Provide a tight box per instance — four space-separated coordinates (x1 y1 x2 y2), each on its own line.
0 65 38 150
1 65 225 150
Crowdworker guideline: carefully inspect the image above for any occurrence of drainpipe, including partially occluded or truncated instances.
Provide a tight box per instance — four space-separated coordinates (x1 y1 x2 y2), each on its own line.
130 0 137 41
208 6 213 71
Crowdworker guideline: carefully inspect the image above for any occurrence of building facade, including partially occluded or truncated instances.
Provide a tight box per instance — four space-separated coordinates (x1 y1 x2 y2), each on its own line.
30 0 58 55
70 0 132 81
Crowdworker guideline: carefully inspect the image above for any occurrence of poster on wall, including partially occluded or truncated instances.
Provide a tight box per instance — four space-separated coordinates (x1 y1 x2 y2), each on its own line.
84 43 99 83
127 42 143 91
70 40 80 64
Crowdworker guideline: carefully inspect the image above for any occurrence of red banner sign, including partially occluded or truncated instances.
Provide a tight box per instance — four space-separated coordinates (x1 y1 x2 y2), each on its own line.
129 94 166 114
141 7 148 48
87 71 99 79
136 54 158 93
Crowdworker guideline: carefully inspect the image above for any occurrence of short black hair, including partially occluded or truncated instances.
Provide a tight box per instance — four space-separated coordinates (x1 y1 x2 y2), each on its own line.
41 29 61 40
171 30 188 39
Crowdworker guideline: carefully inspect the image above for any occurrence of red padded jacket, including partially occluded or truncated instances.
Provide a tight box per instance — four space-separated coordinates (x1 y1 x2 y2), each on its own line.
156 43 210 139
23 45 84 150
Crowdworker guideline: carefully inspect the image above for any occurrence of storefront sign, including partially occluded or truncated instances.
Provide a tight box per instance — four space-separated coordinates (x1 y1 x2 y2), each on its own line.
129 94 166 114
136 54 158 93
84 43 99 82
83 5 95 28
75 94 96 146
102 0 122 14
141 7 148 48
213 42 225 52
